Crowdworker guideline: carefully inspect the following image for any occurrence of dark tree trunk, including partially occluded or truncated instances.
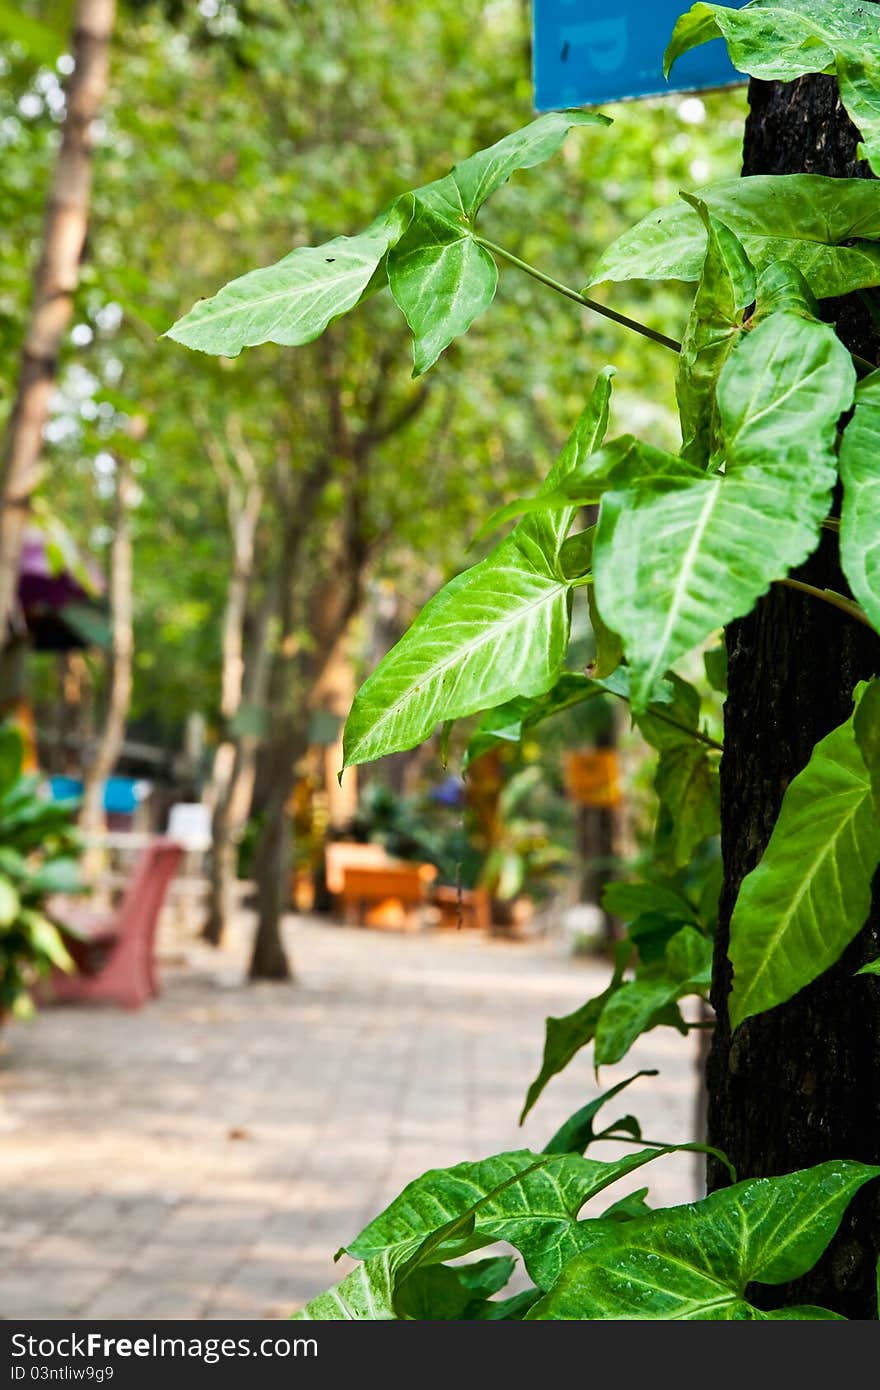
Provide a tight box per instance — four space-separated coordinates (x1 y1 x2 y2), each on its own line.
706 75 880 1319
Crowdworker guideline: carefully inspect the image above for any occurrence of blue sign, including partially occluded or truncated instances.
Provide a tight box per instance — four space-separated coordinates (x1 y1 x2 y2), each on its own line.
533 0 745 110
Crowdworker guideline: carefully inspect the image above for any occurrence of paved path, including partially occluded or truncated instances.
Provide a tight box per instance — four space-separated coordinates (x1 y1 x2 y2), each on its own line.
0 917 700 1320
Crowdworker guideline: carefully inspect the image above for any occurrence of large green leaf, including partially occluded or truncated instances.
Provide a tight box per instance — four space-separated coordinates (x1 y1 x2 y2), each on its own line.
388 111 610 374
169 111 608 366
729 696 880 1030
592 308 855 708
344 1145 674 1293
676 196 755 466
529 1161 879 1319
589 175 880 298
594 927 712 1067
665 0 880 176
166 201 412 356
342 372 614 768
840 372 880 635
388 193 498 377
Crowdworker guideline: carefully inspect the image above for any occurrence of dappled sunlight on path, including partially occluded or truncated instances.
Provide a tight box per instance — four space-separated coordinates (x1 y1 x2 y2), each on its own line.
0 915 699 1319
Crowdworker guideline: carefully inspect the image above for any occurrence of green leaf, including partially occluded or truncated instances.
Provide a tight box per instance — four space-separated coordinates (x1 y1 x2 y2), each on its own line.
0 3 62 63
529 1160 878 1320
676 197 756 466
840 371 880 635
729 699 880 1030
394 1256 515 1319
587 585 624 679
704 644 728 694
542 1071 657 1155
854 675 880 815
448 111 611 219
665 0 880 177
602 879 698 925
343 371 614 769
26 857 84 898
654 743 720 868
837 46 880 171
0 874 20 928
345 1145 676 1293
856 958 880 977
464 668 628 769
594 927 712 1067
599 1188 652 1223
19 911 74 971
593 309 856 708
589 175 880 299
0 725 23 797
470 1287 542 1320
167 200 413 356
388 112 610 373
521 944 631 1120
388 193 498 376
292 1251 398 1320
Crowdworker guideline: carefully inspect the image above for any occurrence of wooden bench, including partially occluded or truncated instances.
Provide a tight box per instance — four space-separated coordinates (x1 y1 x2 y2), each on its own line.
340 861 438 931
324 841 390 896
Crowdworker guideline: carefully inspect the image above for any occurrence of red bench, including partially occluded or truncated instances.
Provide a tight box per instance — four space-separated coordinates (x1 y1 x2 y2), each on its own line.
44 839 183 1010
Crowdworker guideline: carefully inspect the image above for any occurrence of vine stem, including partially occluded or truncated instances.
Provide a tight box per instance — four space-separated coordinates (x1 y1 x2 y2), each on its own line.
474 235 683 355
603 685 724 752
777 577 874 630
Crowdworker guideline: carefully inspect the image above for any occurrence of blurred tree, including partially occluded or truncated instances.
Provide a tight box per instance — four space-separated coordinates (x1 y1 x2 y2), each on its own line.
1 1 746 975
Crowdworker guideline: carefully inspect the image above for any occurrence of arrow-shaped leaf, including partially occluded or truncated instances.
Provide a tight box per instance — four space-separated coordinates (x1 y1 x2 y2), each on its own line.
729 692 880 1030
529 1160 879 1319
589 174 880 299
592 307 855 708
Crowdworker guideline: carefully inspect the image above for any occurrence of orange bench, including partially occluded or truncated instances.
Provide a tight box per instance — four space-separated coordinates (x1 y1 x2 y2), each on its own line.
340 861 438 931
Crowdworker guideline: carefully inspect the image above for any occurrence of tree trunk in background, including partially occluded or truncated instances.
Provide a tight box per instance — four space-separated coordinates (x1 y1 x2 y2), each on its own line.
202 471 263 947
706 74 880 1318
0 0 116 654
79 453 134 877
203 585 275 946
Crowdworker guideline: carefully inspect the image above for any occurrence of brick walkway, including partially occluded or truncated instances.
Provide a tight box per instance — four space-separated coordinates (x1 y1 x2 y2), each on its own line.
0 917 700 1320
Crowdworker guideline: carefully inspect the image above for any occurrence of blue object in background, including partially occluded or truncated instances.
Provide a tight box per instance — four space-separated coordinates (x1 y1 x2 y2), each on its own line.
533 0 745 111
49 775 150 814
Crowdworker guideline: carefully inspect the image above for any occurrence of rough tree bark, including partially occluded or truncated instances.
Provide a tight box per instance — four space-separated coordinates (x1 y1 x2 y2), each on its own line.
0 0 116 651
706 74 880 1319
79 450 134 877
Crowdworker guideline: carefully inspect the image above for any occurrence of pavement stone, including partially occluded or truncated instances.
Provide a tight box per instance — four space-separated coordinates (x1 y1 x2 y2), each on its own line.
0 914 701 1319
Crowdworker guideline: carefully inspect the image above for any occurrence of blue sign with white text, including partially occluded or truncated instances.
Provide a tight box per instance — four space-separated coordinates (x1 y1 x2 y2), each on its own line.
533 0 746 110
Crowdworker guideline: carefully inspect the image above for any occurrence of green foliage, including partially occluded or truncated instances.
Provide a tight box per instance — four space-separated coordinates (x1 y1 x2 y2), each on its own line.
529 1162 879 1319
342 370 614 768
666 0 880 171
840 371 880 633
165 0 880 1321
590 175 880 296
728 689 880 1029
0 726 81 1017
169 112 610 372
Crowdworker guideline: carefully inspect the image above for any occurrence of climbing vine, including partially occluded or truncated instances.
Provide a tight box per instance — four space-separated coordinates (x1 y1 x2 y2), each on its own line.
169 0 880 1319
